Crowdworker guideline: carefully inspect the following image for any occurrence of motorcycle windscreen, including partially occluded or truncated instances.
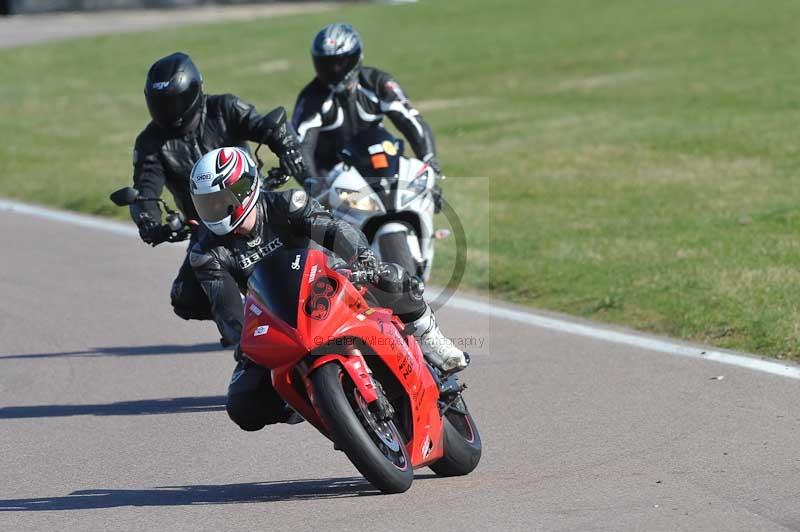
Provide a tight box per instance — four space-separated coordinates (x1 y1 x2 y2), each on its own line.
246 248 308 328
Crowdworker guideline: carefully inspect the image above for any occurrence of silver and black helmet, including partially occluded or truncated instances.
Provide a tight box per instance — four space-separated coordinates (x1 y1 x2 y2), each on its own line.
311 23 363 90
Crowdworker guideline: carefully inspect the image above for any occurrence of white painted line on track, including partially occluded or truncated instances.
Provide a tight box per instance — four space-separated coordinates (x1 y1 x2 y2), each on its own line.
0 199 137 237
446 295 800 380
3 197 800 381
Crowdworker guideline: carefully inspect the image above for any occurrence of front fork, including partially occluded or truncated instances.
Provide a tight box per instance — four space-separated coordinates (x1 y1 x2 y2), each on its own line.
307 349 396 422
307 350 378 403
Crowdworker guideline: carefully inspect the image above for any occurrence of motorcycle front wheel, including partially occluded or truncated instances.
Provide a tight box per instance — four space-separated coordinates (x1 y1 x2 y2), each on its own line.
311 363 414 494
377 230 420 277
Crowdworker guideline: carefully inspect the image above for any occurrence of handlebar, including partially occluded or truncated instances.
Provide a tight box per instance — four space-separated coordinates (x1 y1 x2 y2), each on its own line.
263 167 291 190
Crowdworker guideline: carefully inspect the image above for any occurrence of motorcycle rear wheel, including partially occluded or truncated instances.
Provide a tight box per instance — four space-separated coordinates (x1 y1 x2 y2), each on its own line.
312 363 414 494
429 394 482 476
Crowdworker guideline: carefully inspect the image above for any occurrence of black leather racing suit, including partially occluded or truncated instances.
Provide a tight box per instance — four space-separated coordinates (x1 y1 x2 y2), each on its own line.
130 94 301 320
189 189 427 430
292 66 437 178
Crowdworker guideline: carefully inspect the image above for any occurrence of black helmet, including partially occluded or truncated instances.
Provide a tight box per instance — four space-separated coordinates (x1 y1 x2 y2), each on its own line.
311 23 363 91
144 52 204 132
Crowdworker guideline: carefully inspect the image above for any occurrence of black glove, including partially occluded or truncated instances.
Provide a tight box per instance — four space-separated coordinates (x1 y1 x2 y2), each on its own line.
353 248 379 277
264 168 291 190
137 219 162 246
432 184 444 214
278 147 306 180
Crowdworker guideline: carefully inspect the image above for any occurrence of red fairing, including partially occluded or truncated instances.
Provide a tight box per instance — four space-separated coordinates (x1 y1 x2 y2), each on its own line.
240 297 306 368
296 254 371 352
239 249 446 468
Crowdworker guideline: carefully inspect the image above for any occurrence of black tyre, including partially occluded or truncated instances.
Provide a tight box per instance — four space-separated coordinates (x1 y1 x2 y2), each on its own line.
311 363 414 493
378 231 419 276
429 394 482 476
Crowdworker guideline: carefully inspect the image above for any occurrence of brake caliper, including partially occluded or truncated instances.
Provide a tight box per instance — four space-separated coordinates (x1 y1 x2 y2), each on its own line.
370 379 395 421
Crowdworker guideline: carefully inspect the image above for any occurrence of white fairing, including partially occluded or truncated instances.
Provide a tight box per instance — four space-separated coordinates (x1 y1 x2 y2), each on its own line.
322 156 437 280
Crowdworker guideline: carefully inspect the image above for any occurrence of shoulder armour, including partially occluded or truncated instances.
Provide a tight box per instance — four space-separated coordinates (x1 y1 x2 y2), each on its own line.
189 243 214 269
288 189 308 214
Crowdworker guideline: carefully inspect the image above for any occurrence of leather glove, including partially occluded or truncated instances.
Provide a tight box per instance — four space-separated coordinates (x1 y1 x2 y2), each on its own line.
425 156 444 213
278 147 306 179
264 168 291 190
137 219 162 246
432 184 444 214
353 248 379 277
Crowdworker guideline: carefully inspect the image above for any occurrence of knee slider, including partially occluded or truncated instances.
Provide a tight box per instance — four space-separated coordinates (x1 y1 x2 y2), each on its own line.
170 279 184 306
172 304 194 320
226 393 277 431
171 302 212 321
170 281 213 320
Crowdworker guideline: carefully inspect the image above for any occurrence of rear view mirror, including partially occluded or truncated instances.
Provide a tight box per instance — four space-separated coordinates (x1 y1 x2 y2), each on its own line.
109 187 140 207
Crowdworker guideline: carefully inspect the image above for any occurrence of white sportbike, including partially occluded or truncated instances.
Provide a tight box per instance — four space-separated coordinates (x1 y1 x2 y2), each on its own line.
315 128 447 281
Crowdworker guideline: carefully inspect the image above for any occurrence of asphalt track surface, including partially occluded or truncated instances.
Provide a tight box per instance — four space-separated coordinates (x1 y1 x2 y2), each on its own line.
2 204 800 532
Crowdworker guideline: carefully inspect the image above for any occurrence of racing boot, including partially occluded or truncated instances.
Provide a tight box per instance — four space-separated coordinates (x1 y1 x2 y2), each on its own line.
407 306 469 373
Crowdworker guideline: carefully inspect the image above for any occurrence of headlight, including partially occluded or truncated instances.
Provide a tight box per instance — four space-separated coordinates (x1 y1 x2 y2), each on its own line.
408 173 429 195
335 187 382 212
402 173 429 206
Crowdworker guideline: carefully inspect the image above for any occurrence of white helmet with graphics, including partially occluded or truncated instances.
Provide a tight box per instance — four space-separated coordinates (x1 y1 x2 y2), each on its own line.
190 147 261 236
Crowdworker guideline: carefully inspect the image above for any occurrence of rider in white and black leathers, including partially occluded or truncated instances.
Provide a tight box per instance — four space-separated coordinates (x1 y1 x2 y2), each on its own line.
130 52 306 325
187 148 467 431
292 23 441 192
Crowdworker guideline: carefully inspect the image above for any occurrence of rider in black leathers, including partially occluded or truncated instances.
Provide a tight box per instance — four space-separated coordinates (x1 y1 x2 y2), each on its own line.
129 52 306 325
292 24 441 193
188 190 386 346
187 148 467 431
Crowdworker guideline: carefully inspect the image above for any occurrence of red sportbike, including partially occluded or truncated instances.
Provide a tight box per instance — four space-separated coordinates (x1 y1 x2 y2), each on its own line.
239 247 481 493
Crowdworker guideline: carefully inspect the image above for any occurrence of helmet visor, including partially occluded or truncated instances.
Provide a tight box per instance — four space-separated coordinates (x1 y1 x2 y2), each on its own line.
193 170 257 224
146 81 200 127
313 52 360 86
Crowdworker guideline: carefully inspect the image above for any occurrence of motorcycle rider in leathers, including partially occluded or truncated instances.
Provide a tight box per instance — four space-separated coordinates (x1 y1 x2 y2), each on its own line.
292 23 444 204
188 147 468 431
130 52 306 331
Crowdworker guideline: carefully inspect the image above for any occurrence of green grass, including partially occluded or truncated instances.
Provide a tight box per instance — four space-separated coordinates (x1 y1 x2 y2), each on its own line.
3 0 800 358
